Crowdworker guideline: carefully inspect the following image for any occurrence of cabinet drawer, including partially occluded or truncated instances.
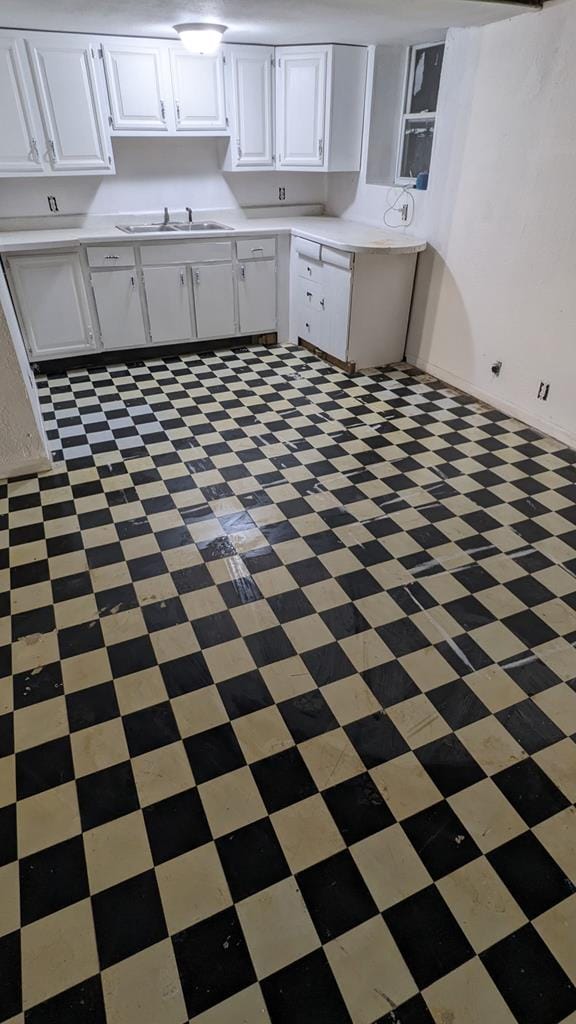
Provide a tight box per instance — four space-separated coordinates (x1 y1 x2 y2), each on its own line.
236 238 276 260
140 240 232 265
298 308 325 346
297 278 324 313
321 246 353 269
297 255 323 284
87 246 136 268
294 237 321 261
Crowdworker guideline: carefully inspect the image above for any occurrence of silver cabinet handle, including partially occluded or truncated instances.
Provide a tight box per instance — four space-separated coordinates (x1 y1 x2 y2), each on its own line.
175 100 181 120
320 298 325 309
236 138 242 159
307 266 312 275
239 265 246 280
251 247 264 254
180 270 185 286
306 291 312 298
105 254 120 260
318 138 324 160
48 139 56 162
30 138 39 163
160 99 166 120
130 275 135 288
194 269 200 285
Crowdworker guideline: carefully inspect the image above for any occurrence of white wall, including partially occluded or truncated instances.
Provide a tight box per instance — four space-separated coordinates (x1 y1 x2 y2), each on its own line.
407 0 576 446
0 269 51 480
0 138 328 219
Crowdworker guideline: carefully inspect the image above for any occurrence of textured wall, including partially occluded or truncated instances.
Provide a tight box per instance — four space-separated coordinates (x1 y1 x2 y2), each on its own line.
0 270 51 480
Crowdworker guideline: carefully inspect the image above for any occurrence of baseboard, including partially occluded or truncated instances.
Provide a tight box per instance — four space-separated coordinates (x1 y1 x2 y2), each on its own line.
407 355 576 450
0 454 53 483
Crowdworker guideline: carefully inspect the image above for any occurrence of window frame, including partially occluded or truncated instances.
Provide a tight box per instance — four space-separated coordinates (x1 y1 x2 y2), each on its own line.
395 41 444 187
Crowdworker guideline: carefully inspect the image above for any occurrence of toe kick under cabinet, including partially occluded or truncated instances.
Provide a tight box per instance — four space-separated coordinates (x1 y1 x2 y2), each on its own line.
4 236 278 361
294 237 417 372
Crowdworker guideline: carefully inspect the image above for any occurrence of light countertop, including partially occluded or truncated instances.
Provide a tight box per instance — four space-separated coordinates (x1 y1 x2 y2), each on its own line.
0 214 426 256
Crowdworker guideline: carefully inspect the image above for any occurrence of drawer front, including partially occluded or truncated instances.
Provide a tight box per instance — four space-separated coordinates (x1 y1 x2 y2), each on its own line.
321 245 353 269
298 307 325 347
87 246 135 268
140 240 233 265
236 238 276 260
297 255 323 285
294 237 321 261
297 278 324 313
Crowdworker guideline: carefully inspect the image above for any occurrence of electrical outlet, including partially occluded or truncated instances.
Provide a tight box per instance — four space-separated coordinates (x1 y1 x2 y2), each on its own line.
278 186 286 201
537 381 550 401
401 203 409 222
47 195 59 213
491 361 502 377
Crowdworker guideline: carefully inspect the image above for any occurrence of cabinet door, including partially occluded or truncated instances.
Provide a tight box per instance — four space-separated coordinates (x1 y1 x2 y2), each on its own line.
238 260 276 333
143 266 193 345
170 50 226 131
8 252 95 359
92 270 145 349
276 49 327 168
193 264 236 339
103 42 169 131
0 35 44 175
228 45 274 168
26 33 112 172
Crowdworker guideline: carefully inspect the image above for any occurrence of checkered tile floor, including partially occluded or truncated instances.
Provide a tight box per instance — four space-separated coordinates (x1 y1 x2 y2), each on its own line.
1 345 576 1024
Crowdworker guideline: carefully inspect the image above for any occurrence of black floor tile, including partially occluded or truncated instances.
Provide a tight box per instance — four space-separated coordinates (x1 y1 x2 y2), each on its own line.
143 787 211 864
92 869 168 969
261 948 352 1024
173 907 256 1018
217 818 290 901
384 885 474 989
481 924 576 1024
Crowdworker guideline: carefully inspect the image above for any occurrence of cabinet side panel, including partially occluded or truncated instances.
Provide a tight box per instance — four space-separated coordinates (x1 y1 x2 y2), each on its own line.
348 252 416 368
328 45 367 172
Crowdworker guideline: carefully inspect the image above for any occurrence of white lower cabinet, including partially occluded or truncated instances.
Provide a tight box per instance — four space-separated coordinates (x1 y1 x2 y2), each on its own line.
91 269 146 349
7 251 95 358
238 259 277 334
143 265 194 344
293 238 417 370
192 263 236 339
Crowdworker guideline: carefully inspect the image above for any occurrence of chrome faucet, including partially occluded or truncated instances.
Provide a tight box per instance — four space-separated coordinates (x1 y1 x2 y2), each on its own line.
186 206 194 224
162 206 170 226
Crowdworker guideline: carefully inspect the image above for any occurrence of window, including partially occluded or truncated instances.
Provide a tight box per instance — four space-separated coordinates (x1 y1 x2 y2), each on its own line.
396 42 444 186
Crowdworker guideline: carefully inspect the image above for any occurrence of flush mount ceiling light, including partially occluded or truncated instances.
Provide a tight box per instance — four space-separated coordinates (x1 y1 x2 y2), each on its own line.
174 23 227 54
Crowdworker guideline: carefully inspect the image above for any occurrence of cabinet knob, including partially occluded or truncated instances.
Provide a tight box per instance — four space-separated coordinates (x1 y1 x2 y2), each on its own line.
306 291 312 298
194 269 200 285
47 139 56 162
320 298 325 309
160 99 166 120
30 138 40 163
175 101 181 121
180 270 185 286
239 265 246 280
130 275 135 288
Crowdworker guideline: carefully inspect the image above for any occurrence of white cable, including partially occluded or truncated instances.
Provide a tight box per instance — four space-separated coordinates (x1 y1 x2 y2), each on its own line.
382 185 415 229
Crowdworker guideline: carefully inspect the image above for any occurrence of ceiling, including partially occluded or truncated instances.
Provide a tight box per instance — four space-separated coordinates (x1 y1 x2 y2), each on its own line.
0 0 536 45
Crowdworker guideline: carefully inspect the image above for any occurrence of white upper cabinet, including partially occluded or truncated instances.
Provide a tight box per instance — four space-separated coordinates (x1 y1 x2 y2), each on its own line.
276 44 366 172
169 50 227 132
26 33 113 172
276 48 327 169
102 40 170 132
0 35 44 175
226 45 274 169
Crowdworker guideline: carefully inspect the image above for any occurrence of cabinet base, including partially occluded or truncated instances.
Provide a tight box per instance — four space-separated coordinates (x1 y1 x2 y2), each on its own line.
30 334 278 374
298 338 356 375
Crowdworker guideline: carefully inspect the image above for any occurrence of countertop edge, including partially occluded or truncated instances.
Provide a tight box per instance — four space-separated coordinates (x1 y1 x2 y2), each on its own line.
0 220 427 256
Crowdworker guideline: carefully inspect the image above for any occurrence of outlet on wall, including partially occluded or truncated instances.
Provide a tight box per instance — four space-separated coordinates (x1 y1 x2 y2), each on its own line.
537 381 550 401
278 186 286 201
47 196 59 213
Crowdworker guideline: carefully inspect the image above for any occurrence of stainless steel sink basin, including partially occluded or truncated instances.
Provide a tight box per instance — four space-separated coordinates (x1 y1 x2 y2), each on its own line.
116 224 179 234
116 221 232 234
171 221 232 232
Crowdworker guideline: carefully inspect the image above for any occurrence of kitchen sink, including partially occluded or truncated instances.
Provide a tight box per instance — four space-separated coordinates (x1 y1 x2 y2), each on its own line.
116 221 232 234
116 224 179 233
171 221 232 232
